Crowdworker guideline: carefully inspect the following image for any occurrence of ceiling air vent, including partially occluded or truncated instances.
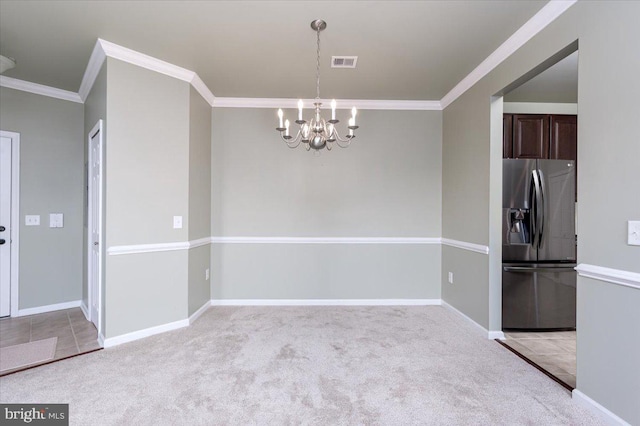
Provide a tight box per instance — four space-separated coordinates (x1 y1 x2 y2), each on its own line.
331 56 358 69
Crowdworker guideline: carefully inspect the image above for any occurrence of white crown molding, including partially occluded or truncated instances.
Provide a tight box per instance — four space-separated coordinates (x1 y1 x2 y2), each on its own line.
98 39 194 83
441 238 490 254
190 73 216 107
102 318 189 348
210 299 442 307
0 75 83 103
575 264 640 291
440 0 578 109
213 97 441 111
572 389 632 426
210 236 440 245
78 39 107 101
17 300 81 317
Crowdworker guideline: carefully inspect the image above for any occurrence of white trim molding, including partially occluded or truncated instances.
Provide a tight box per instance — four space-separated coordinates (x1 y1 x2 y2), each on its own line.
17 300 81 317
108 241 191 256
1 130 20 318
80 302 90 322
441 238 490 254
211 236 440 245
442 301 505 340
0 75 83 103
102 318 189 348
210 299 442 307
572 389 632 426
78 39 107 101
97 39 216 106
440 0 578 109
189 300 212 324
212 97 441 111
575 264 640 291
108 237 213 255
108 236 489 255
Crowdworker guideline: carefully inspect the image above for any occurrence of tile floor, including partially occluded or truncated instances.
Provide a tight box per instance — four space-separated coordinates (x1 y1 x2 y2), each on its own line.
502 331 576 389
0 308 101 375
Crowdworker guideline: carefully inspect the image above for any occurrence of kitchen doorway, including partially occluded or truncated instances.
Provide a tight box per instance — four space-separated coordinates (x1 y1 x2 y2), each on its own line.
493 45 579 390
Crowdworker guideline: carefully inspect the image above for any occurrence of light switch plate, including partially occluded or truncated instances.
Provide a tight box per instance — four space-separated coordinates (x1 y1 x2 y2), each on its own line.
49 213 64 228
25 215 40 226
628 221 640 246
173 216 183 229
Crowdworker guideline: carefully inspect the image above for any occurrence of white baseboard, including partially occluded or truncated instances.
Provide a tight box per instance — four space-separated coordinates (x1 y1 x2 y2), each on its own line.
189 300 212 324
17 300 81 317
97 333 105 348
210 299 442 306
572 389 631 426
80 302 90 321
102 318 189 348
488 330 506 340
441 300 504 340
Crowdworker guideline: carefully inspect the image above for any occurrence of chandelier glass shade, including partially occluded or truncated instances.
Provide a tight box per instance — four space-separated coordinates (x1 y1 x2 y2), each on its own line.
276 20 358 151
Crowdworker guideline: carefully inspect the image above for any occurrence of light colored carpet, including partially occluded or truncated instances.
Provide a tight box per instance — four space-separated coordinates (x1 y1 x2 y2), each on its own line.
0 306 602 425
0 337 57 373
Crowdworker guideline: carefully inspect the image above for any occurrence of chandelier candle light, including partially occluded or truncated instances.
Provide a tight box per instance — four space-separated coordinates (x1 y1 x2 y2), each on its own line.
276 20 358 151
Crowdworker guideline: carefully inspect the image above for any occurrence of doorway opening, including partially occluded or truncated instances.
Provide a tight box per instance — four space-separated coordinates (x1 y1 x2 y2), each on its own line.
492 43 579 390
0 130 20 319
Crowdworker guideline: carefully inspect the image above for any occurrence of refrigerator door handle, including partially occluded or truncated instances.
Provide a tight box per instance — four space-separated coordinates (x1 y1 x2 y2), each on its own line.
530 170 541 249
537 169 545 249
503 266 576 272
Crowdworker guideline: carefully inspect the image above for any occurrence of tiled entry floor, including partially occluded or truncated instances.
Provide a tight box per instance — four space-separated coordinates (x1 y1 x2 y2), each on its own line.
500 331 576 389
0 308 101 375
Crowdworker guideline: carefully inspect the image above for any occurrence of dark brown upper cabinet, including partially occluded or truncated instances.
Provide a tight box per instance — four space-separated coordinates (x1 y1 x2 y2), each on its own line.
550 115 577 160
513 114 550 159
503 113 577 162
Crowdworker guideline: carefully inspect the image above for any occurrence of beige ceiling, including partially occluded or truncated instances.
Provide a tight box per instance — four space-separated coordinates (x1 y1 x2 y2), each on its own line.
0 1 548 100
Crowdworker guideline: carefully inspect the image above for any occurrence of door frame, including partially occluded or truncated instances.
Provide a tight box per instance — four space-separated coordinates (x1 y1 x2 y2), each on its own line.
0 130 20 317
87 120 103 336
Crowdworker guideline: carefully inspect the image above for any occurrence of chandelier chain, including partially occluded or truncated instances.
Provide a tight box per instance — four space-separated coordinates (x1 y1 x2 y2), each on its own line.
316 26 321 100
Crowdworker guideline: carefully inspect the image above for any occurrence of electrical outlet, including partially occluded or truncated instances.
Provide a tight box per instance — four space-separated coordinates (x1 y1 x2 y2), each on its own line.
173 216 183 229
25 215 40 226
205 268 210 280
448 272 454 284
628 221 640 246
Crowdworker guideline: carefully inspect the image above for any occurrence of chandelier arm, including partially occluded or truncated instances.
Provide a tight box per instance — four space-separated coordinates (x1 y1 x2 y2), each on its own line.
332 129 354 145
280 130 303 148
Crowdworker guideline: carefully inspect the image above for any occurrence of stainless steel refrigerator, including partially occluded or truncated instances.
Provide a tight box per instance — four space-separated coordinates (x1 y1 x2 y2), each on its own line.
502 159 576 330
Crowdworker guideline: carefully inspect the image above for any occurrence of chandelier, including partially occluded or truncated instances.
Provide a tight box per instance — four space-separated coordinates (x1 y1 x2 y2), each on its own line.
276 19 358 151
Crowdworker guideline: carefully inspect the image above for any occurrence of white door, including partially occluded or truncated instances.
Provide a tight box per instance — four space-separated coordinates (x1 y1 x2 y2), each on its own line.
88 121 103 333
0 136 11 317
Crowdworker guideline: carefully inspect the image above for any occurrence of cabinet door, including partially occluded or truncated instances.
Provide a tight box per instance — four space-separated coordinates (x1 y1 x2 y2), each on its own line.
503 114 513 158
550 115 577 160
513 114 550 159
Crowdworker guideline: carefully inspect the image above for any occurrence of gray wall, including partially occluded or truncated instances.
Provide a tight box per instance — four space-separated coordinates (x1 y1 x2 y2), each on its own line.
104 58 190 337
0 87 84 309
82 62 107 310
188 86 211 315
441 1 640 422
212 108 442 300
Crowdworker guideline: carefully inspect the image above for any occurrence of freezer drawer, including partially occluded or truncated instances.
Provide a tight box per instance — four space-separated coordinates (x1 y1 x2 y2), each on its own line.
502 264 576 330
